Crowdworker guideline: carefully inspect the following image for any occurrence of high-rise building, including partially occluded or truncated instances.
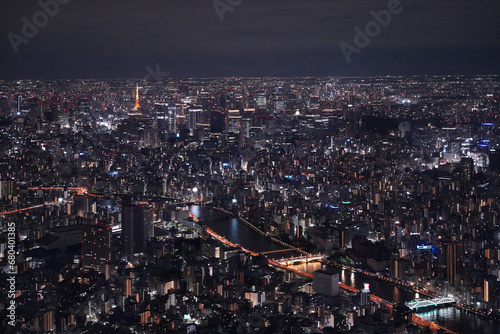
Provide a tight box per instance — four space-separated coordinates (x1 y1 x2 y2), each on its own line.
226 131 239 150
16 95 23 114
82 224 112 274
143 128 159 148
188 108 201 134
210 110 226 134
242 117 251 138
444 242 457 286
483 277 496 303
74 195 93 218
256 92 267 109
460 157 474 186
360 283 370 306
489 151 500 172
36 309 55 333
78 98 91 124
275 100 285 112
153 103 167 128
122 204 154 259
125 277 133 298
0 179 14 200
218 93 227 110
313 270 339 297
168 106 178 133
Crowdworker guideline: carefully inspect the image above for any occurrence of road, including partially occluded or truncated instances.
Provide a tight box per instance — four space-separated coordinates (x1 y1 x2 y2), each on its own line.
192 209 457 334
0 187 100 216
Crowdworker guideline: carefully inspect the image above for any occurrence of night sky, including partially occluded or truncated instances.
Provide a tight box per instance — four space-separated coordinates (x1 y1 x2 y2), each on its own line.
1 0 500 79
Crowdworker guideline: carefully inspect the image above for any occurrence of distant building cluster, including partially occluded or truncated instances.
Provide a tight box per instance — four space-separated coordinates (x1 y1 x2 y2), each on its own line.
0 75 499 332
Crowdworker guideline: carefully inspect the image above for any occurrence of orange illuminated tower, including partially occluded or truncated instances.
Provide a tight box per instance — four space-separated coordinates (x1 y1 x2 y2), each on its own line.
134 83 140 110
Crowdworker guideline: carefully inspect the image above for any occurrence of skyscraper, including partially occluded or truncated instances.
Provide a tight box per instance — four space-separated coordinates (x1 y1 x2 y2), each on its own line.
460 157 474 187
168 106 178 133
122 204 154 259
82 224 112 274
188 108 201 134
78 98 91 124
445 242 457 286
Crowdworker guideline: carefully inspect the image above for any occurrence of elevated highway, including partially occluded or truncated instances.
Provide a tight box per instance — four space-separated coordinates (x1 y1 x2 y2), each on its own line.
192 211 457 334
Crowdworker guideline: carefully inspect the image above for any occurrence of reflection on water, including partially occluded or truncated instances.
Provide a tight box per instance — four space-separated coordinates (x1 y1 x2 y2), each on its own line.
290 262 499 333
191 205 499 334
230 218 239 243
416 307 500 334
288 262 323 273
190 205 201 218
190 206 283 253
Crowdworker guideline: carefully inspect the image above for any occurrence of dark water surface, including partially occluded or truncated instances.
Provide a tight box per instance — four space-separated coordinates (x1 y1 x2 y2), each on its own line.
191 206 500 334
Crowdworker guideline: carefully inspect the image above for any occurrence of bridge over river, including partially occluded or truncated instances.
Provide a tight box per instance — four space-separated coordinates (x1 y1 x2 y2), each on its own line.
191 206 488 334
405 297 457 310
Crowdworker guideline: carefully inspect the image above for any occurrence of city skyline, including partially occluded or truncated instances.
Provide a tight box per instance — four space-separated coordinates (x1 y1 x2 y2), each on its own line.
0 75 499 333
1 1 500 331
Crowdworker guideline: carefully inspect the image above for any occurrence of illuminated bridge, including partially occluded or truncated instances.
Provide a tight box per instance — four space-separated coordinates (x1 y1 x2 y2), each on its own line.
405 297 456 310
191 211 457 334
277 255 324 265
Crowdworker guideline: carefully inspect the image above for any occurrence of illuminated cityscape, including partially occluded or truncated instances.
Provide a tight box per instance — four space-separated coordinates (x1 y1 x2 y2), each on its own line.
1 0 500 333
0 76 499 333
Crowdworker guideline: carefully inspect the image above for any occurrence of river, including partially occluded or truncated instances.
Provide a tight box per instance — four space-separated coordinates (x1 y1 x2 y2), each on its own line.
190 206 500 334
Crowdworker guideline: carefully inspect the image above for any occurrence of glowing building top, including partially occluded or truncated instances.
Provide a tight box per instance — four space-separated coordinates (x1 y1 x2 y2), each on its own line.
134 83 140 111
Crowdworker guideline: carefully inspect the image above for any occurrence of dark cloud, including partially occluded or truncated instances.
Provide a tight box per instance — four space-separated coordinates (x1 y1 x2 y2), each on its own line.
0 0 499 79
